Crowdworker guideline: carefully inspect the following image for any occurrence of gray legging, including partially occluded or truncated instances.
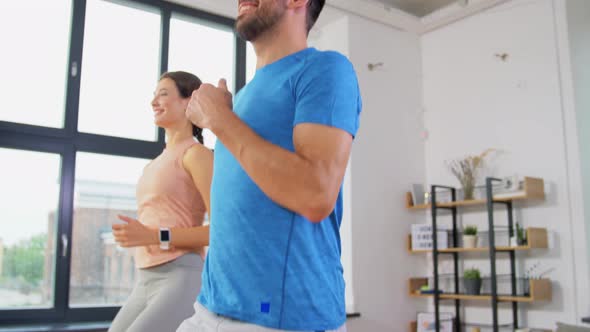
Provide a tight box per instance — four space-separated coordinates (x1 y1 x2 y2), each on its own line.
109 253 203 332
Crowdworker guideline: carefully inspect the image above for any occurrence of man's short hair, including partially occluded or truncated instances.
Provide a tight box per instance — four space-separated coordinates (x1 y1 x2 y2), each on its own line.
306 0 325 34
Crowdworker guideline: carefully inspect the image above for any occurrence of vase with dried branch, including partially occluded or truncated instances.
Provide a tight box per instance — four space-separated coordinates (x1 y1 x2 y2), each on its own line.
447 148 495 200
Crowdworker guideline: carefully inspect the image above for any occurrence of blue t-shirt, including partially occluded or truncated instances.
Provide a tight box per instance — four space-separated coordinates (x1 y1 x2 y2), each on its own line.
198 47 362 330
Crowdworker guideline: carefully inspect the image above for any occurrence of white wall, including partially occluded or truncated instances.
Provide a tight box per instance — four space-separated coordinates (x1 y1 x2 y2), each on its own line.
346 15 425 332
565 0 590 315
422 0 586 328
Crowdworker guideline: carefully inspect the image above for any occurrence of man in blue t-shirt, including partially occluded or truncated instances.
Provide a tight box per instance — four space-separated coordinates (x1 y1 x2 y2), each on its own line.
179 0 361 331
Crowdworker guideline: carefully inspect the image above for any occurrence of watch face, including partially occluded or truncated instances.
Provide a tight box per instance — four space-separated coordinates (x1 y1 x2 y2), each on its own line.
160 230 170 242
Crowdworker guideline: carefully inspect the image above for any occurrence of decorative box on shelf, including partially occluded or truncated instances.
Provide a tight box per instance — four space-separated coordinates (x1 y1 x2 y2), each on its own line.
411 224 450 250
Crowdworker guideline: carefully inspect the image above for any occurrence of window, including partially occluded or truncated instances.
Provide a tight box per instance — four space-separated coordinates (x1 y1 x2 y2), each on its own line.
0 0 72 128
169 14 236 93
69 152 148 307
168 14 236 149
0 0 242 324
0 148 61 309
77 0 161 141
246 42 257 83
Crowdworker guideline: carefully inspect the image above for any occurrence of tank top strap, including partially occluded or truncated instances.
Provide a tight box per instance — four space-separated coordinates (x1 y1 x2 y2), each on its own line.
173 137 201 168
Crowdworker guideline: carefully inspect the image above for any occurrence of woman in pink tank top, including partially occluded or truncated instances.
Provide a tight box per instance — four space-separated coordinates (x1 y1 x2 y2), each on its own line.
108 71 212 332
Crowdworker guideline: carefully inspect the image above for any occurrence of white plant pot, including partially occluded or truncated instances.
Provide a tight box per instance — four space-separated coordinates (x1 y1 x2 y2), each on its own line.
510 236 517 247
463 235 478 248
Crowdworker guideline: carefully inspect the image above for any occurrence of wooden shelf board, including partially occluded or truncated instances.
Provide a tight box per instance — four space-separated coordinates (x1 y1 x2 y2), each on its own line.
438 199 487 208
408 278 551 303
409 293 433 299
498 295 534 303
407 203 430 210
407 196 531 210
409 249 432 254
405 177 545 210
407 228 548 254
409 245 539 254
409 292 536 303
408 320 551 332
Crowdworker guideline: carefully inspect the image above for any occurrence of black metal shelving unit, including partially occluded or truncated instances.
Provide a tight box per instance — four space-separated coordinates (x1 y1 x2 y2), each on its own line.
429 177 521 332
486 177 519 331
430 185 461 332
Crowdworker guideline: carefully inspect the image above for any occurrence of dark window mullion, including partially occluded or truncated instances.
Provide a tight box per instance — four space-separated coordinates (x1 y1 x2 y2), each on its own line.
157 7 170 145
64 0 86 139
75 132 162 160
65 307 120 323
235 36 247 93
0 121 69 139
53 145 76 319
0 131 68 155
52 0 87 318
0 309 61 325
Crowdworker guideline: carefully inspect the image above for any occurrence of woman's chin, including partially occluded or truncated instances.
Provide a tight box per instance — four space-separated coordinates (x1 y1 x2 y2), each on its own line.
154 119 168 128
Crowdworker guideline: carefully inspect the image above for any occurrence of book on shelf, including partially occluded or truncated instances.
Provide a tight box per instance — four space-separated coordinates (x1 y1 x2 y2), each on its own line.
493 190 526 199
411 183 426 206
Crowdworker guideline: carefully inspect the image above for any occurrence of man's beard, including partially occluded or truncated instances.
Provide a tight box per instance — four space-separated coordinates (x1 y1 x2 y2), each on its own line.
235 1 286 41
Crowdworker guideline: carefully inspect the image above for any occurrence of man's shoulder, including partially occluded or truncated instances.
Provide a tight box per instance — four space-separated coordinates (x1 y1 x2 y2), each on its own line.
305 49 353 68
296 49 356 84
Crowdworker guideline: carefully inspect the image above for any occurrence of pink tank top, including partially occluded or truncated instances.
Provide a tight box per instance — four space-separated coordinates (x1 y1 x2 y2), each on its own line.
134 138 207 268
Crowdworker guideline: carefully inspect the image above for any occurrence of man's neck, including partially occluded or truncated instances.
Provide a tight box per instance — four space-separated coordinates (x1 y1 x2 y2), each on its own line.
252 20 308 69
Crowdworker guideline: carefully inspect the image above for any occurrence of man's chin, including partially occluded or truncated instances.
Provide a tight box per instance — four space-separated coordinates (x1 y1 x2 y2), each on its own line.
236 14 247 22
236 12 256 25
236 25 258 41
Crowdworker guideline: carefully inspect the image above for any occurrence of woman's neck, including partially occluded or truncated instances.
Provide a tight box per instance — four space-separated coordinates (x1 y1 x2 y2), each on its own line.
165 128 193 149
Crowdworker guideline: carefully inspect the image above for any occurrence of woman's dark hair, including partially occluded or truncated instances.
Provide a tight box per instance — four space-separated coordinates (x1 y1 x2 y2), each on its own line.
159 71 204 144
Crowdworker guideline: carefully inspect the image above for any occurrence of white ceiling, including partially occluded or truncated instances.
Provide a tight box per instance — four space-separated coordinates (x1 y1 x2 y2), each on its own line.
368 0 460 17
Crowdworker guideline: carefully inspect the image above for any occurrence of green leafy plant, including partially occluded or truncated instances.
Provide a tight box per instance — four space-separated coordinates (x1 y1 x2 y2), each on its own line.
516 223 527 245
2 234 46 285
463 225 478 236
464 268 481 280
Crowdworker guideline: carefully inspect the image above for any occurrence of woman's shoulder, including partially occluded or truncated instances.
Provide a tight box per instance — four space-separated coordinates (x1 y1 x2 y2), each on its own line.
182 141 213 168
184 141 212 157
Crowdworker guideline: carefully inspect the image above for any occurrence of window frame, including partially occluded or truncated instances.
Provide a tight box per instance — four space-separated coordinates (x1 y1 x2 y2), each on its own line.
0 0 245 324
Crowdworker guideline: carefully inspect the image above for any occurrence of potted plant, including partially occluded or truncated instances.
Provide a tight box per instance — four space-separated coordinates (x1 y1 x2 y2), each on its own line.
516 223 527 246
463 225 478 248
447 148 495 200
510 223 528 247
463 268 482 295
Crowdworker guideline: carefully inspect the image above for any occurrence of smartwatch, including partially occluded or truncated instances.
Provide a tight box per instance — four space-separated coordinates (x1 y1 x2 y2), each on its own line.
159 228 171 250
